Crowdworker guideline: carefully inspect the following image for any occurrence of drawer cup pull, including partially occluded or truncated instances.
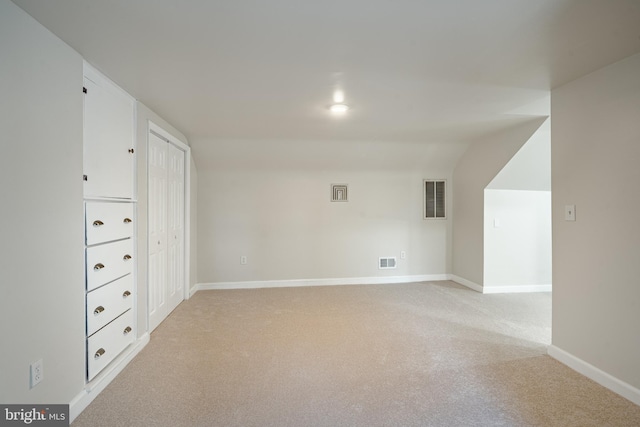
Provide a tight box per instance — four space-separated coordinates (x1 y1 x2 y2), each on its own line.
93 263 105 271
94 348 106 359
123 254 132 261
123 218 132 224
93 306 105 315
123 326 132 335
92 220 104 227
123 290 131 298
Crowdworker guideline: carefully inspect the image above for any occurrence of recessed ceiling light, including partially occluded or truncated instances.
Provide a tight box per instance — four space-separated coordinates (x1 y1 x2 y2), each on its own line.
333 90 345 104
330 103 349 114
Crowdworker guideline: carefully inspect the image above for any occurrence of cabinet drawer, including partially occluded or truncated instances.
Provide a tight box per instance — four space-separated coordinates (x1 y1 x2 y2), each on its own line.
86 202 134 245
86 275 134 336
87 309 135 381
86 239 134 291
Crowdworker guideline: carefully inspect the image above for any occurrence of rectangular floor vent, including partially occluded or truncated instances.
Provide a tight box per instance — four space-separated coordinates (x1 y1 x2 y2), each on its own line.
379 257 397 269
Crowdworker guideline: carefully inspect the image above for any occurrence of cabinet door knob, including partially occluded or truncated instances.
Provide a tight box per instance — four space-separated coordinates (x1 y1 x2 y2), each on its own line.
123 326 132 335
123 218 132 224
92 220 104 227
93 263 105 271
123 254 132 261
93 306 105 315
128 148 135 154
123 290 131 298
94 348 106 359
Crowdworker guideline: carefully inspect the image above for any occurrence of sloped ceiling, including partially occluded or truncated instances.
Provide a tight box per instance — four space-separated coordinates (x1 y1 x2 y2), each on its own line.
487 118 551 191
12 0 640 144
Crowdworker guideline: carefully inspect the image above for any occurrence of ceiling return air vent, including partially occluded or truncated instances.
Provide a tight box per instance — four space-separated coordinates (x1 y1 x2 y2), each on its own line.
379 257 397 269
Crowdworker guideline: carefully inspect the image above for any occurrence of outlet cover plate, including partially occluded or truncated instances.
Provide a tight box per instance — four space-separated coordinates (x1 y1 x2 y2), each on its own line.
30 359 43 388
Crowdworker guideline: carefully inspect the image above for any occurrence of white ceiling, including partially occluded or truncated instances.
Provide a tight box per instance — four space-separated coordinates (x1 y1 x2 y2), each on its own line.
12 0 640 143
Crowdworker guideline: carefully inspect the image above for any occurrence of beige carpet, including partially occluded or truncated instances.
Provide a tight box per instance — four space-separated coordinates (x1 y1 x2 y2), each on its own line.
72 281 640 426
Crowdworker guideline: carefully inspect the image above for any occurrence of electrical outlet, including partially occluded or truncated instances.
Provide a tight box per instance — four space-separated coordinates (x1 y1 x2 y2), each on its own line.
30 359 43 388
400 251 406 259
240 256 247 265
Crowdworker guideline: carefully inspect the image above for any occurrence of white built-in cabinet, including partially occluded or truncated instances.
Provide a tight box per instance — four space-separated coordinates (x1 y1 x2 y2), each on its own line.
83 63 136 381
83 65 135 199
148 131 185 332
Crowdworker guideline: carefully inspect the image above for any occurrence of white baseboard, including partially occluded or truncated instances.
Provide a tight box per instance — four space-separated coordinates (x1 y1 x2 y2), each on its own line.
196 275 552 295
69 333 150 423
449 275 483 293
548 345 640 407
482 284 552 294
196 274 450 291
449 276 552 294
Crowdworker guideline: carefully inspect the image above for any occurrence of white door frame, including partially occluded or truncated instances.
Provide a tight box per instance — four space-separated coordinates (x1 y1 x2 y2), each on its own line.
147 121 191 326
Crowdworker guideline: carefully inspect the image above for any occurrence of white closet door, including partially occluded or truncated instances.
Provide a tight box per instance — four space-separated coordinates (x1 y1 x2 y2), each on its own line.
167 144 185 313
148 132 186 333
148 133 168 332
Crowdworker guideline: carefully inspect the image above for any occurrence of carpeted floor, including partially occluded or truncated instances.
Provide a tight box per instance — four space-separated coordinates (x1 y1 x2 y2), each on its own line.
72 281 640 426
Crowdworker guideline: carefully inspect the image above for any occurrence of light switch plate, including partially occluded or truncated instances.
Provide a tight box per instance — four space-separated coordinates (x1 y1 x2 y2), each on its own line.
565 205 576 221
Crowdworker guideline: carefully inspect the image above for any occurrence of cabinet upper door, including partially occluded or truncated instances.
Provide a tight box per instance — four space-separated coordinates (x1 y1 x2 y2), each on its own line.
83 65 135 199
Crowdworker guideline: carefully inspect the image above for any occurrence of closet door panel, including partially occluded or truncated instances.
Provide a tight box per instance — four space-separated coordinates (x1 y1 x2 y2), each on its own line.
148 134 168 332
167 144 185 313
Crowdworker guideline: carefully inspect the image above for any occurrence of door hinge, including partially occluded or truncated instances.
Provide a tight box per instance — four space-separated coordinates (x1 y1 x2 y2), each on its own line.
82 87 87 94
83 175 88 181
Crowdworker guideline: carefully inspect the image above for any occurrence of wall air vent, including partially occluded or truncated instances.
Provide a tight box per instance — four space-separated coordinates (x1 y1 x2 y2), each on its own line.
424 179 446 219
379 257 397 269
331 184 348 202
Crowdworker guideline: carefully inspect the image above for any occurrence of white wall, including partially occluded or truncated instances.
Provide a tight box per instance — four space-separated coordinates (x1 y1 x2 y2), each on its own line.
0 1 195 409
487 118 551 192
550 53 640 396
0 0 85 403
483 189 552 291
482 118 552 292
452 117 547 287
194 139 468 285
